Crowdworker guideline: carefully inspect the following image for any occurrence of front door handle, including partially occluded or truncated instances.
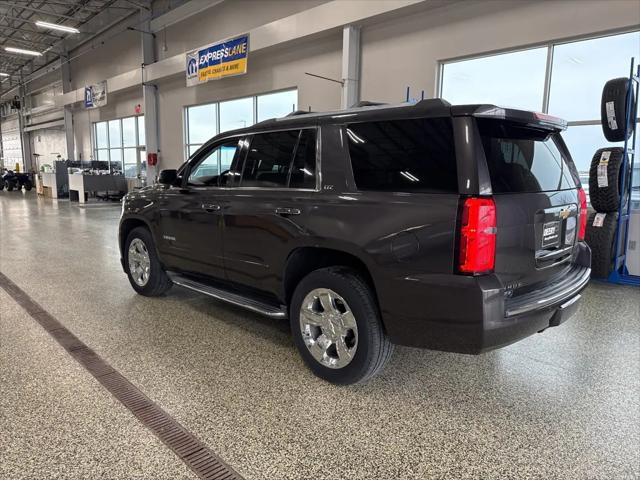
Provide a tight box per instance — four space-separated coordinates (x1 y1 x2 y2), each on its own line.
201 203 221 212
275 207 301 216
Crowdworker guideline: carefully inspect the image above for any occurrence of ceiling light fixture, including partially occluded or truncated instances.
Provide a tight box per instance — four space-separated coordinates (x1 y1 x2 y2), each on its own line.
4 46 42 56
35 21 79 34
0 73 9 77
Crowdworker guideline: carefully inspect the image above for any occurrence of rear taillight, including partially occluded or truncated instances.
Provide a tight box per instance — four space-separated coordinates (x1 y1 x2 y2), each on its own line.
578 187 587 241
458 197 497 274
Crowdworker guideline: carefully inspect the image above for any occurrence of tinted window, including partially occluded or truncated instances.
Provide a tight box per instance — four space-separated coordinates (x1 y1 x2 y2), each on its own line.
347 118 458 193
241 130 299 187
478 120 577 193
188 140 240 186
290 129 316 189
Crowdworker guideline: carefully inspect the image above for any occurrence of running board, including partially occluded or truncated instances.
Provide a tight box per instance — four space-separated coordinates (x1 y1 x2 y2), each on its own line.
167 273 287 319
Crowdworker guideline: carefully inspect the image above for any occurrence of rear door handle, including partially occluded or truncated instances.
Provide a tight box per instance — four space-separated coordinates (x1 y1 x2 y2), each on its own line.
275 207 301 216
201 203 221 212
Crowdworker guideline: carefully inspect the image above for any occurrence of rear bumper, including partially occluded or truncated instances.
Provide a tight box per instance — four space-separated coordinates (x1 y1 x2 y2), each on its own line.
380 243 591 353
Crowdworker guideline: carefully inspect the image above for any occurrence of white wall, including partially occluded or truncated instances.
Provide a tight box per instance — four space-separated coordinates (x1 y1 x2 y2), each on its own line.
156 0 329 61
69 22 141 90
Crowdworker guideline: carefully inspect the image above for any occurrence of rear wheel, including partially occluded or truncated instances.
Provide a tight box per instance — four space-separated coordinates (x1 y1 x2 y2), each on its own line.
23 180 33 191
124 227 172 296
5 180 13 191
290 267 393 385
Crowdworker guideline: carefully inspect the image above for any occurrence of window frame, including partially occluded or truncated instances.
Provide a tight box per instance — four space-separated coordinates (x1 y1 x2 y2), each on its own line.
183 88 298 162
92 114 146 178
437 28 640 123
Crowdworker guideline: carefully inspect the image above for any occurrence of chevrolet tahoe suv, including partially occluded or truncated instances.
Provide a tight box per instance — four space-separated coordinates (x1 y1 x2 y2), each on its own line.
119 99 591 385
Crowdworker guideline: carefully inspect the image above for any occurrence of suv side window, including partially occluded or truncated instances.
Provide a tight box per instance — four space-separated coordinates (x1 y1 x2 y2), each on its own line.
346 118 458 193
240 130 300 188
289 129 316 189
188 140 241 186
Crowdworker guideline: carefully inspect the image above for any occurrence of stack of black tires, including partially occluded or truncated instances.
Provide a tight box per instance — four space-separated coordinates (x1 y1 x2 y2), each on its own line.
585 77 636 278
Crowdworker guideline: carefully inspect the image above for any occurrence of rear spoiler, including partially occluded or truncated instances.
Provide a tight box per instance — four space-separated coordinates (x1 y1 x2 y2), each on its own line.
451 104 568 132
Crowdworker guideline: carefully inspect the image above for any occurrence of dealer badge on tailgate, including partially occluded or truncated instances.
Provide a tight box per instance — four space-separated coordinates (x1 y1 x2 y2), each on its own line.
542 221 561 248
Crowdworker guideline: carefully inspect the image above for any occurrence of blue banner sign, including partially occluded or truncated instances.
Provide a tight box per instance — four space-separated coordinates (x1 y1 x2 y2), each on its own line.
186 34 249 87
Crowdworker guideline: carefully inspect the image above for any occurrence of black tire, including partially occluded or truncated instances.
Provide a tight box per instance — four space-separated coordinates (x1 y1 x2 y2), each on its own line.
5 180 13 192
601 77 637 142
23 180 33 191
588 147 628 213
124 226 173 296
585 211 618 279
290 266 393 385
0 182 4 191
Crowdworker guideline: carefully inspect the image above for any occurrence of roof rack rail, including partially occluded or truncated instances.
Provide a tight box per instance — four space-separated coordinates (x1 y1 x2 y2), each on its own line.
354 100 388 107
286 110 316 117
413 98 451 108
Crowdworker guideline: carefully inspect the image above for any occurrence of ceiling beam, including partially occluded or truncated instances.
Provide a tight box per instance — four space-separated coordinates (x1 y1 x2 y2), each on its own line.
0 3 81 21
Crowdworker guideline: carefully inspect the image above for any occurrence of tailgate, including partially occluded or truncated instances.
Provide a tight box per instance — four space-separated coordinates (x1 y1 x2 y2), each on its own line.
476 117 582 294
493 190 580 292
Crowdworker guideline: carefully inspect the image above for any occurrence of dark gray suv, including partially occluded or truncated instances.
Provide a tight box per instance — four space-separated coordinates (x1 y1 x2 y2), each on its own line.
119 99 591 384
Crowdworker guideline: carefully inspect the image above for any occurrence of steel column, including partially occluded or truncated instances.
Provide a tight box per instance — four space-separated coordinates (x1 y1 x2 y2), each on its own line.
141 10 158 184
341 25 360 109
61 53 75 161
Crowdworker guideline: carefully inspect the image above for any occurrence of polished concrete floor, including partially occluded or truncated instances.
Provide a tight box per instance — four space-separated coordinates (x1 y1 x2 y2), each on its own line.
1 191 639 480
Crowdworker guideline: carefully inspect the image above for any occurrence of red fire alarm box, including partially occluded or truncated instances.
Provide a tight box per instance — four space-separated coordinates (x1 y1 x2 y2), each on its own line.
147 152 158 166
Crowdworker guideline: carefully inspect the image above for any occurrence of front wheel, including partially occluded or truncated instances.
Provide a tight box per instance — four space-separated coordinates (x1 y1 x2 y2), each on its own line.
23 180 33 191
124 227 172 296
5 180 13 191
290 267 393 385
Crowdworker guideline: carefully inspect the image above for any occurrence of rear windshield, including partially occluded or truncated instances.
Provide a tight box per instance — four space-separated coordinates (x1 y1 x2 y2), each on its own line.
478 119 578 193
346 117 458 193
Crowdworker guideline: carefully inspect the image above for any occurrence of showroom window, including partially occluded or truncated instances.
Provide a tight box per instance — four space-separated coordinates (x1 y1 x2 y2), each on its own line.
93 115 146 178
440 47 548 112
184 89 297 160
439 30 640 201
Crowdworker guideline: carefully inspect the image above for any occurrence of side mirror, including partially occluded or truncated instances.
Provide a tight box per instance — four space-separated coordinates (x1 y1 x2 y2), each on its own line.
158 169 178 185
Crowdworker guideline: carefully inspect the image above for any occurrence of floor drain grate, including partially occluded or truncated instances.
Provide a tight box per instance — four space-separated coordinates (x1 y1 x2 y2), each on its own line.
0 271 243 480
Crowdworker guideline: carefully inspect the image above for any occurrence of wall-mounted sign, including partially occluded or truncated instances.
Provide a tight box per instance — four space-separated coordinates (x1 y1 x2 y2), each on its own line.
84 81 107 109
186 34 249 87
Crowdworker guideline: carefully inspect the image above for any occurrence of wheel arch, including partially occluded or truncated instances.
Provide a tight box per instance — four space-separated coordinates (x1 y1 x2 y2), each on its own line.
282 246 380 315
119 216 158 270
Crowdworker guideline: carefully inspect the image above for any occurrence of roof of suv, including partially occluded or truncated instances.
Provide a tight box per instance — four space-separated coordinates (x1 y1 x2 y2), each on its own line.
210 98 567 143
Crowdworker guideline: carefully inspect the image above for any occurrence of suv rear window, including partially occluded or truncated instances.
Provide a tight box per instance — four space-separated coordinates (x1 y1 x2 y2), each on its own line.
478 119 578 193
346 118 458 193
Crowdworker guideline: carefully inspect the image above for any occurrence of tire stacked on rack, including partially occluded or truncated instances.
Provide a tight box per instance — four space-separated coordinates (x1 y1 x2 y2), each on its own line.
585 77 637 279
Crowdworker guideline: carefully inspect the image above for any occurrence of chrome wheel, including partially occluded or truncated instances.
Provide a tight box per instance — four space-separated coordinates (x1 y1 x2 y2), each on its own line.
128 238 151 287
299 288 358 369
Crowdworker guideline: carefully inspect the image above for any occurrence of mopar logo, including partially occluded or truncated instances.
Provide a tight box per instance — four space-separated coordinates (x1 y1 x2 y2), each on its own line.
187 56 198 77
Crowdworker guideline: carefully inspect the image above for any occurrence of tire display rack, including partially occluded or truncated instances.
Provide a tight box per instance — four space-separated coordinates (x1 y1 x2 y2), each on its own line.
607 59 639 286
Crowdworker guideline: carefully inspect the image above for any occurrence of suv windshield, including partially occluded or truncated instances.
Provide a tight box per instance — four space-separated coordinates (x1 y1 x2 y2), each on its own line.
478 119 578 193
